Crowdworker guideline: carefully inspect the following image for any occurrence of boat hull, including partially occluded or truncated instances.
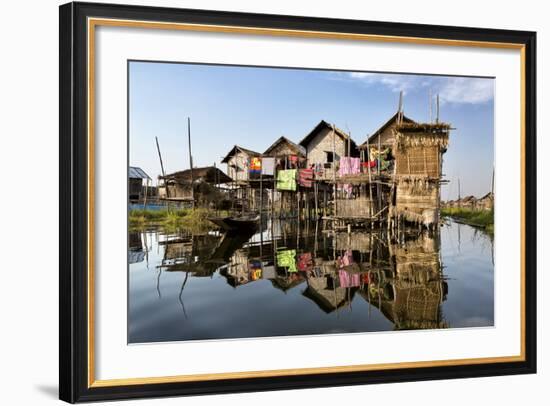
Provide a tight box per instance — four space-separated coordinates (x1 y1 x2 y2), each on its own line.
208 216 259 232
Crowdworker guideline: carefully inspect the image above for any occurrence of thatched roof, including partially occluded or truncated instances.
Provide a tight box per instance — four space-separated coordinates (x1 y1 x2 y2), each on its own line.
160 166 232 184
221 145 261 163
263 136 306 157
298 120 357 151
396 121 452 133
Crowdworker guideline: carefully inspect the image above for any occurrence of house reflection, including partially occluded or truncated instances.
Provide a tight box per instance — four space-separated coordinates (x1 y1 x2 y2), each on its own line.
148 221 448 330
361 232 448 330
128 231 145 264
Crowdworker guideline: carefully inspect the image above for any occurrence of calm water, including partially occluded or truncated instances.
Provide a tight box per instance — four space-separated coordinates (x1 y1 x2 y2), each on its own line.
128 220 494 343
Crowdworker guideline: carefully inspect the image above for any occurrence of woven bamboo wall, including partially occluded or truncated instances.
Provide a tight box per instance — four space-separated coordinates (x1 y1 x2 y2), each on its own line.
395 145 440 177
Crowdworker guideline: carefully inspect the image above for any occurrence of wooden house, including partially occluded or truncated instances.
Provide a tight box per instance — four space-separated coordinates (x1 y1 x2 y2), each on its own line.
128 166 151 203
359 112 415 152
392 121 451 227
298 120 358 177
221 145 261 183
158 166 232 203
263 136 306 168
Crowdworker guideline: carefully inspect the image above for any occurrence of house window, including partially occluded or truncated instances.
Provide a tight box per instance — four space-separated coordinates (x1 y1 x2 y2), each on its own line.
325 151 334 163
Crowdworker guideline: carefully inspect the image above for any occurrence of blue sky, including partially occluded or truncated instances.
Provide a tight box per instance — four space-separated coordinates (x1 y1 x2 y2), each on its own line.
129 61 494 198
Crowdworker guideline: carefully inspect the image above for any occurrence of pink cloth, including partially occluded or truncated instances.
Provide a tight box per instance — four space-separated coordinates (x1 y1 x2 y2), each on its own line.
338 157 361 176
339 249 354 267
338 270 361 288
338 158 360 198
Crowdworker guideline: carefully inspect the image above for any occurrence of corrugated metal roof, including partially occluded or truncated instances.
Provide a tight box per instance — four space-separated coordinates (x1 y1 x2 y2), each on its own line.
129 166 151 180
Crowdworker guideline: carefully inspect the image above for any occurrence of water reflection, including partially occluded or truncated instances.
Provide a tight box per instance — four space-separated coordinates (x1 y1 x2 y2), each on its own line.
128 220 493 343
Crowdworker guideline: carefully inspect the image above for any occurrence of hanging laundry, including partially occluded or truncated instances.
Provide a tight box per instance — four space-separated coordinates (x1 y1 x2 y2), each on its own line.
370 147 391 172
249 157 261 174
338 156 361 198
298 168 314 188
338 249 354 268
362 160 376 170
249 268 262 281
338 157 361 176
338 158 360 198
277 249 297 273
276 169 297 191
339 269 361 288
261 157 275 175
248 259 262 281
297 252 313 271
378 157 390 171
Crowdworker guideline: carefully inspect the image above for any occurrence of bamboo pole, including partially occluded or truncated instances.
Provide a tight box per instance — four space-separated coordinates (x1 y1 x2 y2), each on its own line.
436 94 440 124
259 168 263 224
314 181 318 219
155 136 169 201
366 138 374 228
332 124 337 219
377 133 382 224
187 117 194 209
143 178 149 210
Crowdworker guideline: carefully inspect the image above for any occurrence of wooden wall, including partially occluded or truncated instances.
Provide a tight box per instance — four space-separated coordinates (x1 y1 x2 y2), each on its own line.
304 126 347 168
226 150 252 181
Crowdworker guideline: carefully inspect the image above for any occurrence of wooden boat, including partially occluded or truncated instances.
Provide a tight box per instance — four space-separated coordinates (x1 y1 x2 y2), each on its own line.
207 214 259 232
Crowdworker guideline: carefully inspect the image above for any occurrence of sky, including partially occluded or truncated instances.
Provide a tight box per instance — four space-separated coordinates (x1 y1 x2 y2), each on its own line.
129 61 494 199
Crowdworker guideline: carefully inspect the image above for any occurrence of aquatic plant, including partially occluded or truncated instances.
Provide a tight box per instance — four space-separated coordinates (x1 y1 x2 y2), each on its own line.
441 207 494 230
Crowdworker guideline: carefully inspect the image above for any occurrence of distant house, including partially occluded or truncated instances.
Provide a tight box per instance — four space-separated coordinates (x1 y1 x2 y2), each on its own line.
221 145 261 182
158 166 232 202
128 166 151 203
298 120 358 172
359 112 416 151
458 195 476 209
476 192 494 211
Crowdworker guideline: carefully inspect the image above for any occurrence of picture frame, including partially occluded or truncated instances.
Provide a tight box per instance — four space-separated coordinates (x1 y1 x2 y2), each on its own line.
59 1 537 403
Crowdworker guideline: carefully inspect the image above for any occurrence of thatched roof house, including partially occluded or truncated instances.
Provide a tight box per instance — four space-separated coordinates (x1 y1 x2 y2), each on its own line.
359 112 415 150
158 166 232 202
161 166 232 185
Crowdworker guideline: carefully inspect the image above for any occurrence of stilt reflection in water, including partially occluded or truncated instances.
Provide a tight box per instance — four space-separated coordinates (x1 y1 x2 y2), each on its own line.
128 219 493 343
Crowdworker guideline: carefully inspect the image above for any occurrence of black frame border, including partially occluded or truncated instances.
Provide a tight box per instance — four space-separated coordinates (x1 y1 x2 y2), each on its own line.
59 1 537 403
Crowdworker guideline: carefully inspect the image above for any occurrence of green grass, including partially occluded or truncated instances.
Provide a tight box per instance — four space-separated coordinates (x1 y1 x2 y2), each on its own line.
441 207 494 231
129 208 227 233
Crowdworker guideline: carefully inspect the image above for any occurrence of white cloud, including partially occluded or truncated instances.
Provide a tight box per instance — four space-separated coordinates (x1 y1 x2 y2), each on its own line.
346 72 421 94
437 77 494 104
335 72 494 105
